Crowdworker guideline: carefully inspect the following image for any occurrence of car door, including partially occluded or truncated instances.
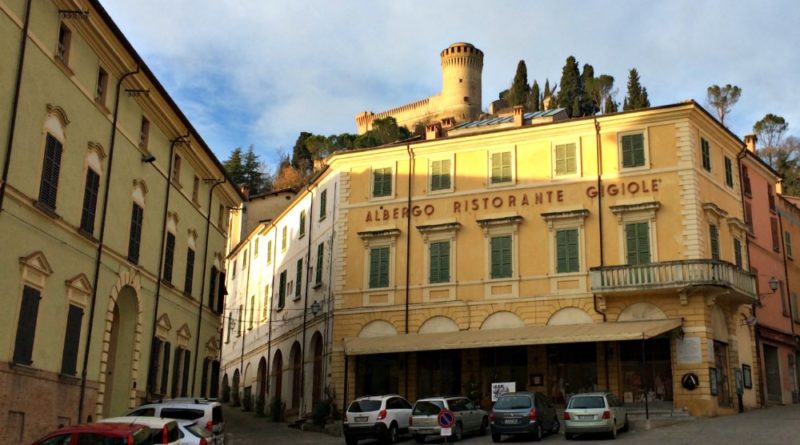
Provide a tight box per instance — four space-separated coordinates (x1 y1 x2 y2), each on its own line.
451 398 472 432
463 399 480 432
607 395 621 428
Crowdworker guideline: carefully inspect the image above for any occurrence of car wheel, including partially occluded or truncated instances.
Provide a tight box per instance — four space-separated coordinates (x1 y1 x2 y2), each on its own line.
480 417 489 435
621 414 629 432
551 417 561 434
533 423 543 442
610 421 618 440
565 432 575 440
344 434 358 445
491 431 501 443
413 434 425 444
387 423 399 444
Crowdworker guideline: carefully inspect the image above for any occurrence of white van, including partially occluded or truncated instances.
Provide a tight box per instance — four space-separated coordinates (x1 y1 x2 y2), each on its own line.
126 398 224 444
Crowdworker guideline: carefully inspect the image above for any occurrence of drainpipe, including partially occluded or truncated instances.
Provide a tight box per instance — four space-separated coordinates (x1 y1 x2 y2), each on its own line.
404 144 414 396
0 0 33 213
299 187 315 415
240 244 252 397
266 227 277 407
591 118 610 391
146 132 189 397
78 66 140 422
323 182 338 406
190 178 226 394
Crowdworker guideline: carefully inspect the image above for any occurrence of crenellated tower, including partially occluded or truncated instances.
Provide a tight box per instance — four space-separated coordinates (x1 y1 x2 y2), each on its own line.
439 42 484 122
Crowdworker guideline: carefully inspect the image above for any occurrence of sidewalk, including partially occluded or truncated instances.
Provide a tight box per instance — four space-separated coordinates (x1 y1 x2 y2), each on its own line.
223 405 341 445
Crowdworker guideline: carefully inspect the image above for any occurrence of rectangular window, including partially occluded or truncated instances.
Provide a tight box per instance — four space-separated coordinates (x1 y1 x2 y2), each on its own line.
429 240 451 283
171 347 182 398
278 271 287 309
163 233 176 283
701 138 711 171
267 240 273 264
744 201 753 231
771 218 780 252
95 67 108 104
282 226 288 251
786 231 794 258
262 285 269 320
208 266 218 309
315 243 324 285
254 239 259 257
295 258 303 298
242 249 247 269
39 134 63 210
709 224 720 260
430 159 452 191
218 204 225 228
768 186 776 212
369 247 390 288
192 176 200 203
216 272 225 313
554 143 578 176
779 281 788 316
792 292 800 324
319 189 328 220
621 133 645 168
184 248 195 296
148 337 162 392
490 151 512 184
181 349 190 397
13 286 41 365
237 305 243 337
128 203 144 264
373 167 392 197
160 342 171 394
734 239 743 268
299 210 306 238
249 295 255 329
626 222 651 265
139 117 150 149
725 157 734 187
172 155 182 183
556 229 579 273
60 304 83 376
490 235 512 278
57 24 71 63
80 169 100 234
742 166 752 196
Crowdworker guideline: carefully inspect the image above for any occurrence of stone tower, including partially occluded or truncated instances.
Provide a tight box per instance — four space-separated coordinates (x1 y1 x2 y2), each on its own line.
439 42 484 122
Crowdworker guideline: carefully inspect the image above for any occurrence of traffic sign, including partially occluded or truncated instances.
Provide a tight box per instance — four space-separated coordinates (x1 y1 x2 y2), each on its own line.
437 409 455 428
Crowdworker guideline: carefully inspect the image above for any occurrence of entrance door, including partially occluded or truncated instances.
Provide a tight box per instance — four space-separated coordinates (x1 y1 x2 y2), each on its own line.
104 286 138 417
547 343 596 404
764 344 782 403
357 354 400 396
417 350 461 398
714 341 731 406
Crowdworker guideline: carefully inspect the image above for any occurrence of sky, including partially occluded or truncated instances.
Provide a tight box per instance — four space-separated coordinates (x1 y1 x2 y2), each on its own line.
101 0 800 170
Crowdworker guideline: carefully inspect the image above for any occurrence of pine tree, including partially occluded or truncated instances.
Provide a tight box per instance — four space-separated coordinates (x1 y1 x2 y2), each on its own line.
557 56 584 117
604 95 619 113
707 84 742 126
623 68 650 111
223 147 245 187
543 79 551 109
508 60 531 108
580 64 598 116
530 80 541 112
292 131 313 172
242 145 267 194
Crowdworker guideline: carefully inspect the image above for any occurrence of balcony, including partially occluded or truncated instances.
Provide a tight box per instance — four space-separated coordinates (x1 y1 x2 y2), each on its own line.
590 260 756 303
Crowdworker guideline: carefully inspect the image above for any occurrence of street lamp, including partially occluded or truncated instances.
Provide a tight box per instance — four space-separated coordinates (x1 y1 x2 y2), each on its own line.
310 300 321 316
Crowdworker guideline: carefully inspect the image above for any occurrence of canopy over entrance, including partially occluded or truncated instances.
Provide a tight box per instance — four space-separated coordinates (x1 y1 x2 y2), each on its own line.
344 319 682 356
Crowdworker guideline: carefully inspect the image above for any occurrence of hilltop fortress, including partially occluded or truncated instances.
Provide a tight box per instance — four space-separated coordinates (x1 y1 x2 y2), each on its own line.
355 42 484 134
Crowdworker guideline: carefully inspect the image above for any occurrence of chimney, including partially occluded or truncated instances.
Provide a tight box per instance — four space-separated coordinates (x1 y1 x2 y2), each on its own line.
441 117 456 130
744 134 757 152
542 96 552 110
425 123 442 140
513 105 525 127
239 184 250 200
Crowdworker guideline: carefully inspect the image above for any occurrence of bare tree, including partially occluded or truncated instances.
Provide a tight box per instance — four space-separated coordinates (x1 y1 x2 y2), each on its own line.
707 84 741 126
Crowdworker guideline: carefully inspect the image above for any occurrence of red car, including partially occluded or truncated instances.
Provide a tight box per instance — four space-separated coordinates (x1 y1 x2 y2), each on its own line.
30 422 152 445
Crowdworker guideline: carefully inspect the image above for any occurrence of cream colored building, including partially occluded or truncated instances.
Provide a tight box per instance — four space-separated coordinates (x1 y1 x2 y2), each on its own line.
0 0 241 442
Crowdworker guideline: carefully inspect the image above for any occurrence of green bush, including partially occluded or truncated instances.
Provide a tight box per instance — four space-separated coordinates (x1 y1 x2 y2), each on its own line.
312 399 332 426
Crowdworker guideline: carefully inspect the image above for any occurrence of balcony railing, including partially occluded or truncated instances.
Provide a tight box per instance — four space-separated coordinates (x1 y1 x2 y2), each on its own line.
590 260 756 299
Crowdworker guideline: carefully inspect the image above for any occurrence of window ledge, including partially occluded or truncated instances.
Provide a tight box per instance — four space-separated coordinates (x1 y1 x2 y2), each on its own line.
319 215 327 222
94 99 110 115
33 201 61 220
54 56 74 77
313 282 323 289
9 362 39 376
77 228 98 243
58 373 80 383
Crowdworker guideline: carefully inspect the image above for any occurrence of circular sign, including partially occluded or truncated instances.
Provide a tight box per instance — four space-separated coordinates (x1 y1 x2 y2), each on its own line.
437 409 456 428
682 373 699 390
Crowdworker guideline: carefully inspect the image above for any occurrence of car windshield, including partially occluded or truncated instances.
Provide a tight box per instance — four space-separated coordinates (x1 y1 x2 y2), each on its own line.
348 400 382 413
185 423 213 438
494 396 531 410
413 401 444 415
568 396 606 409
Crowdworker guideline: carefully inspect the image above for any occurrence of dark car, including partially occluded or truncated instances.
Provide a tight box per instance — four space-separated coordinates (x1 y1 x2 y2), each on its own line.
30 422 152 445
490 391 559 442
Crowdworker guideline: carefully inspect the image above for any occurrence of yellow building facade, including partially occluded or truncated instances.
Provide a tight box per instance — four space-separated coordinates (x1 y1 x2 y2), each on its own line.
0 0 240 442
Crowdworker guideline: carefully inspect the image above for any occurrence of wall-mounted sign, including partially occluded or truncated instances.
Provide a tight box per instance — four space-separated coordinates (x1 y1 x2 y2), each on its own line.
742 364 752 389
681 373 699 390
491 382 515 401
676 337 701 364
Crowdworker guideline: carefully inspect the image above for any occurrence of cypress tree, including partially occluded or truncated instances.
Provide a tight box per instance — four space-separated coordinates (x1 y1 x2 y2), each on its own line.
543 79 551 108
530 80 541 112
508 60 531 108
557 56 584 117
623 68 650 111
580 63 598 116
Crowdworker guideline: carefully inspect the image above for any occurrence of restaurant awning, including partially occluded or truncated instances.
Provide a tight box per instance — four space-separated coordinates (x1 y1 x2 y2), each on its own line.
344 318 682 356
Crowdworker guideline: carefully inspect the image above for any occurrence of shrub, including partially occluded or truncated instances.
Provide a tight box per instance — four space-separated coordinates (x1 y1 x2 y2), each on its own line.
312 399 332 426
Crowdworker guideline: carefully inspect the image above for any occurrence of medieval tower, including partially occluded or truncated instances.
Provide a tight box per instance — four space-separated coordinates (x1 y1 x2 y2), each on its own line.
355 42 484 134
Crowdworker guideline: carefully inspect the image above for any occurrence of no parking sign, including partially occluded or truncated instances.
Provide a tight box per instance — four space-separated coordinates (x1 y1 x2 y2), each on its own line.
438 409 455 436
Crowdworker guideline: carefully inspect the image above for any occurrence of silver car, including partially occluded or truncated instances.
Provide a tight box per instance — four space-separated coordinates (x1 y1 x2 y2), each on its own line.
409 397 488 443
563 392 628 440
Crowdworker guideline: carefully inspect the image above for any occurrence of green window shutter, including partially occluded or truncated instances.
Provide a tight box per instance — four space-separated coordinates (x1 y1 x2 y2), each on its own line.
501 152 512 182
431 159 451 190
369 247 390 288
554 145 565 175
734 239 743 268
299 211 306 237
725 157 733 187
296 259 303 297
622 134 645 168
278 271 286 308
565 143 577 174
710 224 720 260
556 229 579 273
626 223 651 265
373 168 392 197
316 243 324 284
319 189 327 219
491 236 512 278
701 138 711 171
429 241 450 283
491 153 502 183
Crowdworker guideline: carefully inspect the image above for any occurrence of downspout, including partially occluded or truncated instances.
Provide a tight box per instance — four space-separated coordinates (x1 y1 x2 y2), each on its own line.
190 178 226 393
591 118 610 391
323 182 338 405
0 0 33 213
240 245 252 391
299 187 315 414
147 132 190 397
404 144 414 396
266 225 277 406
78 65 140 422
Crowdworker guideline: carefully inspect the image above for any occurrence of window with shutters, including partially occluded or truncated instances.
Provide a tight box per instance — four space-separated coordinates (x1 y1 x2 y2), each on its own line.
369 247 390 288
56 24 71 64
315 243 324 286
181 349 190 397
249 295 255 329
709 224 720 260
771 218 780 252
267 240 273 264
128 203 144 264
429 240 451 283
163 233 176 283
13 286 41 366
38 134 63 211
779 281 789 316
278 270 287 309
208 266 218 309
734 238 743 268
139 117 150 149
553 142 579 177
701 138 711 171
295 258 303 299
792 292 800 323
742 166 752 196
254 238 259 257
619 132 646 168
299 210 306 238
625 222 651 265
372 167 392 198
172 155 182 185
786 231 794 259
744 201 753 231
216 271 226 313
148 337 163 393
79 169 100 234
171 347 183 398
95 67 108 106
490 235 512 279
160 341 171 395
242 249 247 270
319 189 328 220
429 158 452 192
725 157 734 188
281 226 288 251
555 229 580 273
263 285 270 320
489 150 513 185
192 176 200 204
768 185 776 212
184 248 195 296
237 305 243 337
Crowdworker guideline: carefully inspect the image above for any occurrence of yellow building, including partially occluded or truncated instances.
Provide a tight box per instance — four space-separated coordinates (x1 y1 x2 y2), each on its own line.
222 101 760 422
0 1 241 442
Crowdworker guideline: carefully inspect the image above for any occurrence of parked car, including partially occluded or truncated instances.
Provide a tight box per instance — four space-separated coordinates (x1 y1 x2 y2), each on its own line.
30 422 152 445
177 419 215 445
409 396 488 443
99 416 180 445
489 391 559 442
563 392 628 440
343 394 412 444
126 398 224 444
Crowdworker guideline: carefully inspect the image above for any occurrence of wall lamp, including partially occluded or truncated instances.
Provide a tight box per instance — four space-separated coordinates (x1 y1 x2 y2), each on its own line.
310 300 321 316
756 276 780 307
141 153 156 163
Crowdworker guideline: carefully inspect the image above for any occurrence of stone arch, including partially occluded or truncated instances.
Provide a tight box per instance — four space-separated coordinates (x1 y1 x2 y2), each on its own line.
257 356 267 408
711 306 729 342
271 349 284 406
221 373 230 402
617 302 667 322
480 311 524 330
97 268 143 419
244 361 253 388
232 368 241 405
290 341 302 410
419 316 460 333
358 320 398 337
547 307 594 326
310 332 324 407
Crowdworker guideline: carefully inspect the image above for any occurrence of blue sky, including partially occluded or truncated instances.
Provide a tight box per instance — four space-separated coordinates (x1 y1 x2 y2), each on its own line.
102 0 800 170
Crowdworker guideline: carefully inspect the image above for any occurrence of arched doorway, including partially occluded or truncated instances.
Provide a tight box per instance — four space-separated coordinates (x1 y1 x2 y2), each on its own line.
221 373 230 403
290 342 302 410
232 369 240 405
311 333 323 407
271 350 284 406
104 286 138 417
257 357 267 412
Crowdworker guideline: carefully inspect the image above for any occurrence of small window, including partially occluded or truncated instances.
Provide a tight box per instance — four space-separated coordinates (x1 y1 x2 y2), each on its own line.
128 203 144 264
771 218 780 252
555 229 579 273
56 24 71 64
242 249 247 269
742 166 752 196
369 247 390 288
295 258 303 298
281 226 288 251
620 133 645 168
267 240 273 264
429 240 451 283
724 157 734 187
299 210 306 238
430 159 452 191
262 285 270 320
626 222 651 265
254 239 259 257
709 224 720 260
734 239 743 268
701 138 711 171
553 142 578 176
192 176 200 203
490 235 512 278
184 248 195 296
208 267 218 310
172 155 182 184
237 305 243 337
373 167 392 197
60 304 83 376
79 169 100 234
319 189 328 220
278 271 287 309
744 202 753 230
490 151 512 184
768 185 776 212
315 243 324 285
249 296 255 330
95 67 108 104
163 232 176 283
13 286 41 365
786 231 793 258
39 134 63 210
139 117 150 149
